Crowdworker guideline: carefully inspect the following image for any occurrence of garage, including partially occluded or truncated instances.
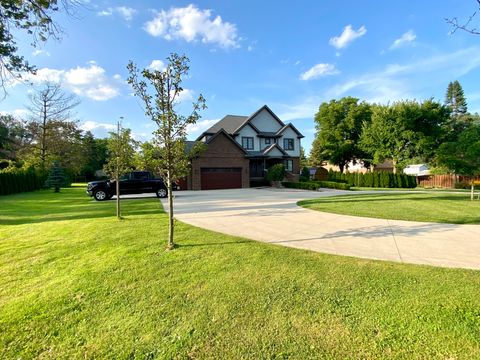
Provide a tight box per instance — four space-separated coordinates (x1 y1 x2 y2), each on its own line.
201 168 242 190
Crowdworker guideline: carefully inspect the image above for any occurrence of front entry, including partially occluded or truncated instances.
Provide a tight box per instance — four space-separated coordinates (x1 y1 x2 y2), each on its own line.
200 168 242 190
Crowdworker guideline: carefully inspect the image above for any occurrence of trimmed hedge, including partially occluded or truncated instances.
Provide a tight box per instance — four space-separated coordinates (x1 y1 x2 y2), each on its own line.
327 170 416 188
282 181 351 191
0 171 47 196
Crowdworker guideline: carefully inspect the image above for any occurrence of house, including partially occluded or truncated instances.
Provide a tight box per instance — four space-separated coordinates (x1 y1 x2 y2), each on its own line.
183 105 304 190
403 164 430 176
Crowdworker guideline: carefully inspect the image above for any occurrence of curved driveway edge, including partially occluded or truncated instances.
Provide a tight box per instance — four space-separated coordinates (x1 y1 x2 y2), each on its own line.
162 188 480 270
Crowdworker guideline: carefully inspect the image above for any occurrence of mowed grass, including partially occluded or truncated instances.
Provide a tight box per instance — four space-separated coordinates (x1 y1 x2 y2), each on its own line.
1 187 480 359
300 192 480 224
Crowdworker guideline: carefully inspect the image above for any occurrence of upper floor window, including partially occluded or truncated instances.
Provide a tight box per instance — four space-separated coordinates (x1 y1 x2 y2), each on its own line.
265 137 272 145
242 137 254 150
205 135 212 142
283 138 294 151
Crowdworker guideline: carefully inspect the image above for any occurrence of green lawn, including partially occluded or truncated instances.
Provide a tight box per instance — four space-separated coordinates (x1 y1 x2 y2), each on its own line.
1 186 480 359
300 192 480 224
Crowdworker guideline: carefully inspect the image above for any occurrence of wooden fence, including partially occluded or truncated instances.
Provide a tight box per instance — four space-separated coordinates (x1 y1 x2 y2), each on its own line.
417 175 480 188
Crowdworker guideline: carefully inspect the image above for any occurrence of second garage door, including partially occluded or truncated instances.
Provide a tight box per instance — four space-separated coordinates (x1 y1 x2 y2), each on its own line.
201 168 242 190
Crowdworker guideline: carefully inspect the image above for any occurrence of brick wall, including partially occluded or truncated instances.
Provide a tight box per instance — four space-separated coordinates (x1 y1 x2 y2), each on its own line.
189 132 250 190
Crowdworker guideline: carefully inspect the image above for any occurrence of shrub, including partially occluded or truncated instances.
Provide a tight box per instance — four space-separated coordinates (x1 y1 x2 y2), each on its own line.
299 167 310 182
0 170 47 196
266 164 285 182
282 181 350 191
323 170 416 188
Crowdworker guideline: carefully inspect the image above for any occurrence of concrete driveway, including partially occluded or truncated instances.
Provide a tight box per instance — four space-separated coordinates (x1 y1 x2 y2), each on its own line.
161 188 480 270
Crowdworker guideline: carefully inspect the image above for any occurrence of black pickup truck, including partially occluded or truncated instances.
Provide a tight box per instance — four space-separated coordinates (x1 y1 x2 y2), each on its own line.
86 171 171 201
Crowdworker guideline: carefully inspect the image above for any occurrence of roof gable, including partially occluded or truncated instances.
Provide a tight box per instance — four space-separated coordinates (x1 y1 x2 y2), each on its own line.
263 143 289 157
276 123 304 138
205 129 247 154
233 105 285 134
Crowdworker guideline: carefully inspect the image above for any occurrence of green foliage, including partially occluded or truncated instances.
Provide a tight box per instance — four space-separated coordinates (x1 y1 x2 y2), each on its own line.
103 126 137 179
282 181 351 190
0 169 45 196
312 97 372 172
44 161 68 192
266 164 285 181
327 170 416 188
299 166 310 182
445 80 468 116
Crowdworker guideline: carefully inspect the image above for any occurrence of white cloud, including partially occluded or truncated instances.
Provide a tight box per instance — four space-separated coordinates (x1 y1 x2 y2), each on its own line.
0 109 29 118
328 46 480 103
175 88 194 103
186 118 219 134
148 59 165 71
329 25 367 49
32 49 50 57
300 63 339 81
98 6 137 21
144 4 239 48
390 30 416 49
23 63 121 101
80 120 116 132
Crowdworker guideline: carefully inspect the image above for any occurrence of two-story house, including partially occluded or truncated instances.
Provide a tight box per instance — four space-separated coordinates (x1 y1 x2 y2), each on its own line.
183 105 304 190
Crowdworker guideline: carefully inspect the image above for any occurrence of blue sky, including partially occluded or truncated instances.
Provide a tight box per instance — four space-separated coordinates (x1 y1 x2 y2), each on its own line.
2 0 480 153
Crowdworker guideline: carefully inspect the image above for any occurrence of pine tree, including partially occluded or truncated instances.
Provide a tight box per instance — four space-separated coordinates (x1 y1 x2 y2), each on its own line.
44 161 68 193
445 80 468 116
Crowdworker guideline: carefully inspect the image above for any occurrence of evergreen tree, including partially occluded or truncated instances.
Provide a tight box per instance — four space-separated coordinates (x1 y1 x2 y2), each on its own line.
44 161 68 193
445 80 468 116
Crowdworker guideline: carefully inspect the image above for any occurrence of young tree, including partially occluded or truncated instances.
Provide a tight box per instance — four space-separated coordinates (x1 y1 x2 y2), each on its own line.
25 82 80 173
44 161 68 192
103 124 137 219
127 53 206 250
437 122 480 200
445 80 468 116
0 1 79 95
313 97 371 172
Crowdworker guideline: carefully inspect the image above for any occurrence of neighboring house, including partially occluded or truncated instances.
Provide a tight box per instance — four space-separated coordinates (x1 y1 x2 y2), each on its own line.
403 164 430 176
183 105 304 190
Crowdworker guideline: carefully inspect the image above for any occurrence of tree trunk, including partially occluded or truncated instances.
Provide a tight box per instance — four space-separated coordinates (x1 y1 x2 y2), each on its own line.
471 181 474 201
166 170 175 250
339 163 344 174
116 173 121 219
392 158 397 174
40 101 47 173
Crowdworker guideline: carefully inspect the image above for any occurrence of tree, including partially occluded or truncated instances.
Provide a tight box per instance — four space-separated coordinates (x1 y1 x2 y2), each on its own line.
445 0 480 35
437 122 480 200
25 82 80 173
360 100 450 173
0 114 28 161
80 132 108 180
127 53 206 250
299 146 308 167
445 80 468 116
44 161 68 192
103 124 137 219
0 1 78 96
313 97 371 173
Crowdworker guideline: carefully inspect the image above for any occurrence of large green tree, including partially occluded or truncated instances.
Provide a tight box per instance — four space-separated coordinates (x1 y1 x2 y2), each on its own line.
437 122 480 200
445 80 467 116
127 53 206 250
360 100 450 173
312 97 371 173
0 1 78 95
103 124 137 219
0 114 27 161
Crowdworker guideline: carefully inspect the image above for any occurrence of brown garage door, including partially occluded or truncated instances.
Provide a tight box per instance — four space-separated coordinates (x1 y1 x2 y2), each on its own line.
201 168 242 190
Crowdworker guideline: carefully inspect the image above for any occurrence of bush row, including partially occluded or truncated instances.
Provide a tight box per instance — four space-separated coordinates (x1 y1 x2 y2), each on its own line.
327 170 417 188
282 181 351 191
0 171 47 196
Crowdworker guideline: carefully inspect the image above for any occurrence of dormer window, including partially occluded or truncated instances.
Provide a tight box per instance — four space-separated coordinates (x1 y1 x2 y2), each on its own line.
283 138 294 151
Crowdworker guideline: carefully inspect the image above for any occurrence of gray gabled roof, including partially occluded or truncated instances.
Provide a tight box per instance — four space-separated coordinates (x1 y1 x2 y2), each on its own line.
197 105 304 140
202 115 248 135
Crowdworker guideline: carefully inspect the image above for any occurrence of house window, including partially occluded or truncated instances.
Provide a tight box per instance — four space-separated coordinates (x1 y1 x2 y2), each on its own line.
284 159 293 172
242 137 254 150
283 138 294 151
265 138 272 145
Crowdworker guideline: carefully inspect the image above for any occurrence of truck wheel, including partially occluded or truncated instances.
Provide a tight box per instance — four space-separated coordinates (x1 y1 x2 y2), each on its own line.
94 189 108 201
156 188 167 198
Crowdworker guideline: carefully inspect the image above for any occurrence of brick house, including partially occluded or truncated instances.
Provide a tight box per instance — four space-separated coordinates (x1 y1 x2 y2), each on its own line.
183 105 304 190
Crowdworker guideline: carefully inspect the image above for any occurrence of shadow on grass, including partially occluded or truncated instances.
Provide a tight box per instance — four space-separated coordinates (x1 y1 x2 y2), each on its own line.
0 189 164 226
